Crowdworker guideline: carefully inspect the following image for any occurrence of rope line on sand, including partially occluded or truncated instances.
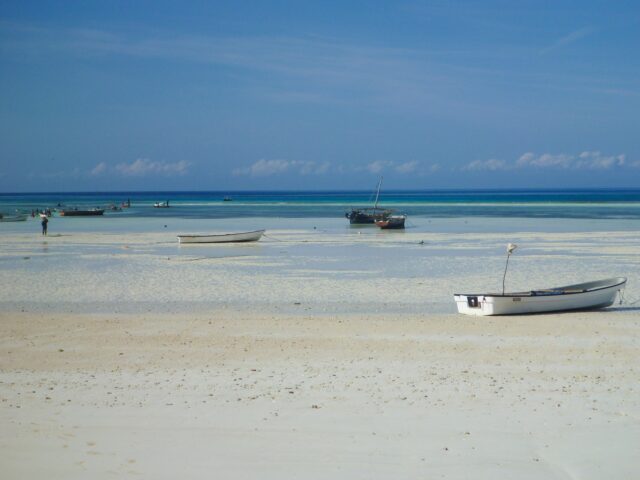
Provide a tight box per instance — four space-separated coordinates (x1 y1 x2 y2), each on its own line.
262 233 427 246
262 233 285 242
620 288 640 306
168 254 252 262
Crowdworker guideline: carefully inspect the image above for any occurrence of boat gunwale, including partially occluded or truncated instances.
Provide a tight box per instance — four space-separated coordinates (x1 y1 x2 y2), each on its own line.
454 277 627 298
348 207 395 212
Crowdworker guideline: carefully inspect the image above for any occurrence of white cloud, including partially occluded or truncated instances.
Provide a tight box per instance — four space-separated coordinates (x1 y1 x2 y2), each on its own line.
516 152 535 166
516 151 625 170
299 161 330 175
232 159 330 176
395 160 419 174
465 151 628 172
516 152 573 168
464 158 508 171
233 159 289 176
115 158 190 176
338 160 435 175
540 27 595 55
575 151 625 169
90 162 107 176
366 160 394 174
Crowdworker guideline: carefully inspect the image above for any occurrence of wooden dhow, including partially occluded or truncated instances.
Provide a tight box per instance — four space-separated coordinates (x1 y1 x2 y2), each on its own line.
345 177 394 224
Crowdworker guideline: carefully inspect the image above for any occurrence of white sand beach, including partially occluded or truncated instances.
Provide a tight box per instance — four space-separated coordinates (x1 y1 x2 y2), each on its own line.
1 218 639 479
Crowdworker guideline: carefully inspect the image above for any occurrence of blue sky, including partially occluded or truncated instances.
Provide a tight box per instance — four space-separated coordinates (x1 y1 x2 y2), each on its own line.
1 0 639 191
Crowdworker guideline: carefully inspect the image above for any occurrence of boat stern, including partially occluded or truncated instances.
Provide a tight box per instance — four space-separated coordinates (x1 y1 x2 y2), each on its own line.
454 294 496 316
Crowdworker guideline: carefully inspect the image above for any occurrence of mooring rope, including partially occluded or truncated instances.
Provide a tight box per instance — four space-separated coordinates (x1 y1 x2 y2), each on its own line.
619 287 640 306
262 233 285 242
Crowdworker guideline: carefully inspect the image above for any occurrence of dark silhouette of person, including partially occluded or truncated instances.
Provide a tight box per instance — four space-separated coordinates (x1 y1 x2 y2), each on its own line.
41 216 48 236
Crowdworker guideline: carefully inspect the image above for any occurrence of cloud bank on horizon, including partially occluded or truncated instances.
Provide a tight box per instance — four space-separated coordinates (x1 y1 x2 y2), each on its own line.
0 1 638 191
62 149 635 187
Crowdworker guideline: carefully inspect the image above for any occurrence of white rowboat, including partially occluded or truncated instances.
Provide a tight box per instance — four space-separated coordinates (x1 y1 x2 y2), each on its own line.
178 229 265 244
454 277 626 316
0 214 28 222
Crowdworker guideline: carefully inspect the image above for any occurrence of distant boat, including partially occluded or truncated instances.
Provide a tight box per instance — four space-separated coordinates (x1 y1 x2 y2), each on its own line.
0 214 28 222
223 197 233 202
58 208 104 217
178 229 265 244
375 215 406 229
345 177 394 224
154 201 170 208
454 277 626 316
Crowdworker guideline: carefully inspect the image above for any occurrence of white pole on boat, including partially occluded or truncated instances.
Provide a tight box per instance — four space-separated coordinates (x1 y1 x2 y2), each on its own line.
502 243 517 295
373 177 383 209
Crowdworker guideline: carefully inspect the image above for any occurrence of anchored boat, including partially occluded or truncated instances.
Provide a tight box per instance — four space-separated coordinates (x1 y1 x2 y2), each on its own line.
345 177 394 224
375 214 406 229
58 208 104 216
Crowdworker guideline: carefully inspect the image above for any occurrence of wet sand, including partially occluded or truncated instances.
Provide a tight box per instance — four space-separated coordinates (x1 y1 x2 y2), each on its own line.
1 221 639 478
1 310 639 479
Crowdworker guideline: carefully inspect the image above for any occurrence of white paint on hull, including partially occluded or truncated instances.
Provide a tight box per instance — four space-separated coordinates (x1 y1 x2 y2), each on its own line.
177 229 265 244
454 277 626 316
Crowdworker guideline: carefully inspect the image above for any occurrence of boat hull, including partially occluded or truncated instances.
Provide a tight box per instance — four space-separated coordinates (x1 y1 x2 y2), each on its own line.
178 230 265 244
58 209 104 216
346 208 392 224
454 277 626 316
0 214 28 222
376 215 406 229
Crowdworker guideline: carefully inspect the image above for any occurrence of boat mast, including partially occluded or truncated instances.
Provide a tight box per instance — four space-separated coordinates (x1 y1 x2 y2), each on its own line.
373 177 383 209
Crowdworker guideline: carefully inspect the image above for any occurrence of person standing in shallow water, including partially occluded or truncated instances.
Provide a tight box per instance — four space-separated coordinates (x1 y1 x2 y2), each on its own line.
41 215 48 236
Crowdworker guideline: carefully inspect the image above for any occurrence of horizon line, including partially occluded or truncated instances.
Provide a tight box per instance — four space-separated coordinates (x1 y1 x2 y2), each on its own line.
2 187 640 196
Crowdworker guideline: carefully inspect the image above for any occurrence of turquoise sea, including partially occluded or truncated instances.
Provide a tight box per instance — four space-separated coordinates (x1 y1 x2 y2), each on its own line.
2 189 640 220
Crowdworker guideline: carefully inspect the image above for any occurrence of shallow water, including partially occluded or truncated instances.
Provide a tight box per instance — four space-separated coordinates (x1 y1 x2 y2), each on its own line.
1 214 638 316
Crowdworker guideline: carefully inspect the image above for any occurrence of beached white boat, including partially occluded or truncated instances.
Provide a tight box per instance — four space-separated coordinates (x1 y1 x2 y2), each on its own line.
454 277 626 316
178 229 265 244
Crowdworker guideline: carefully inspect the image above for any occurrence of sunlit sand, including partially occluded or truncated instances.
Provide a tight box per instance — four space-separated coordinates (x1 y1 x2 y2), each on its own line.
1 218 639 478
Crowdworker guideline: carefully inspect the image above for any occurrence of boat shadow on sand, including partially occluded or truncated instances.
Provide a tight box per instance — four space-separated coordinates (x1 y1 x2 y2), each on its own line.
607 305 640 312
490 305 640 316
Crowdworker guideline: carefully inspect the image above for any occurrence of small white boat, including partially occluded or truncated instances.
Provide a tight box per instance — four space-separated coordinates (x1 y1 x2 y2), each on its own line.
0 214 28 222
178 229 265 244
154 201 170 208
454 277 626 316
